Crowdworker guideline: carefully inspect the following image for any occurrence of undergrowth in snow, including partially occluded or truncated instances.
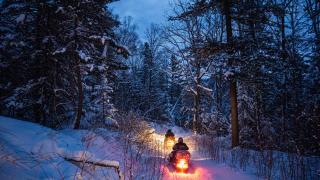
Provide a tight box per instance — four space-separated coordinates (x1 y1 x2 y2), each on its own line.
0 116 318 180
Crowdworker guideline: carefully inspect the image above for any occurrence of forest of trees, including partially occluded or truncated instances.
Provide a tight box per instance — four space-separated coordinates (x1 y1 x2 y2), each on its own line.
0 0 319 156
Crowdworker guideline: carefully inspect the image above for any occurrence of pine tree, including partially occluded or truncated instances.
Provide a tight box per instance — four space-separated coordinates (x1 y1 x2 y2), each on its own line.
0 0 63 126
0 0 128 128
141 42 166 120
168 55 183 122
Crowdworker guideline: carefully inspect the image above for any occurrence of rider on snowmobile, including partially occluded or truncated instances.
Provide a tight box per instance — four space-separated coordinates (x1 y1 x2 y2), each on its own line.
165 129 175 139
169 137 189 162
173 137 189 151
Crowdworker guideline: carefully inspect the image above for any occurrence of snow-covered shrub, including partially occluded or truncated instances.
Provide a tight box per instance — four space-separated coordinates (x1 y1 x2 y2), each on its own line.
116 112 154 143
198 134 320 180
115 112 163 179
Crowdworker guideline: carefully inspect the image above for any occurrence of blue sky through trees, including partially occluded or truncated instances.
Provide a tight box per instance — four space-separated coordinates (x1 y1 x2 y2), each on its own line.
110 0 171 38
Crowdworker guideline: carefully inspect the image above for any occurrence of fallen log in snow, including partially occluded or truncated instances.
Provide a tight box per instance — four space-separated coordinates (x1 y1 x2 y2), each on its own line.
64 157 123 180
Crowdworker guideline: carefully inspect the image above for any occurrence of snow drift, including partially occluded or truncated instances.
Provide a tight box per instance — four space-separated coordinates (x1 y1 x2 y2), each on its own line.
0 116 122 179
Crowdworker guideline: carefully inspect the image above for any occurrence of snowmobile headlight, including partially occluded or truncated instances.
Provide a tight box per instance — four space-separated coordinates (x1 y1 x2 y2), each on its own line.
176 159 188 169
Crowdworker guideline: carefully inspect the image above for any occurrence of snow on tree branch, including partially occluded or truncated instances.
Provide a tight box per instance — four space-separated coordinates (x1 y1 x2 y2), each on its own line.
89 35 130 58
197 84 213 92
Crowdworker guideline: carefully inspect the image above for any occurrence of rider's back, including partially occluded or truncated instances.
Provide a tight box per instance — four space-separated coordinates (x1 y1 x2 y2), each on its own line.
173 142 189 151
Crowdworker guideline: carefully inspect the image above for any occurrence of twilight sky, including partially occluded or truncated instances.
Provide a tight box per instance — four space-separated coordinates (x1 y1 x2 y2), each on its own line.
110 0 171 38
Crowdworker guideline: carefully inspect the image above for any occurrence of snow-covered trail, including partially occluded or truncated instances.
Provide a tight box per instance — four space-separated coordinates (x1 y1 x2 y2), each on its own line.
162 159 257 180
150 125 257 180
193 160 256 180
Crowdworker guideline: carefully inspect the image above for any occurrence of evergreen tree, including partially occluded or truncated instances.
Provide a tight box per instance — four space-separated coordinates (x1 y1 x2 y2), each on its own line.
0 0 128 128
168 55 183 122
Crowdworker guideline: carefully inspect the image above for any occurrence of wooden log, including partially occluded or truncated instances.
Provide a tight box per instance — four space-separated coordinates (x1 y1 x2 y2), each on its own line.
64 157 123 180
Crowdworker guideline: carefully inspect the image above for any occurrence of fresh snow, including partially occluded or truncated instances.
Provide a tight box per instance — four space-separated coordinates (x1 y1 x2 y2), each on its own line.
89 35 130 56
52 47 66 55
102 44 108 57
162 160 257 180
189 87 198 95
98 65 106 72
149 122 258 180
197 84 213 92
0 116 122 179
55 7 64 14
15 14 26 24
78 50 91 62
223 71 234 78
0 116 263 180
89 35 113 45
104 117 119 127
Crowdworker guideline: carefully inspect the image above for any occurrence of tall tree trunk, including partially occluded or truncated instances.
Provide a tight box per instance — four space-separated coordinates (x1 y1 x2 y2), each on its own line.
280 9 288 144
224 0 239 147
193 62 201 134
193 93 200 133
215 70 222 113
74 62 83 129
73 15 83 129
230 80 239 147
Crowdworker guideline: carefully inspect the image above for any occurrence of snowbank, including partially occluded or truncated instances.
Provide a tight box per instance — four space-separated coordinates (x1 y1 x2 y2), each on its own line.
0 116 122 179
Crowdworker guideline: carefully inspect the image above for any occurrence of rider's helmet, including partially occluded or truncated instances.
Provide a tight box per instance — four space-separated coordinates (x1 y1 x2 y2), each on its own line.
178 137 183 143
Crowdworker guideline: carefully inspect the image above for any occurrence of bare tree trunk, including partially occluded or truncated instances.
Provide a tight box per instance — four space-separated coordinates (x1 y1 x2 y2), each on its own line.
230 80 239 147
280 9 288 144
224 0 239 147
74 60 83 129
193 62 201 133
194 87 200 133
73 15 83 129
215 71 222 114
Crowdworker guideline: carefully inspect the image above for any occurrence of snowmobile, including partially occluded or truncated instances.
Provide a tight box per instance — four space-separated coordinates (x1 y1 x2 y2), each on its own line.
169 150 191 172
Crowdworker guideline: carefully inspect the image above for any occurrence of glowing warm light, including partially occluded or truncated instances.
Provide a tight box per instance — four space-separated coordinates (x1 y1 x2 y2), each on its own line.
162 164 201 180
167 139 174 146
176 159 188 169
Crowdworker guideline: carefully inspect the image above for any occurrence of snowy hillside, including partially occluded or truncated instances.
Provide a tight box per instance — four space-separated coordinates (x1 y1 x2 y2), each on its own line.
0 116 122 179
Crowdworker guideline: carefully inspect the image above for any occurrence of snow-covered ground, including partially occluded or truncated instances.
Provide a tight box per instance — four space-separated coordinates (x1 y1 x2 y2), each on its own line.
0 116 122 179
0 116 258 179
3 116 317 180
148 122 319 180
149 123 258 180
161 159 257 180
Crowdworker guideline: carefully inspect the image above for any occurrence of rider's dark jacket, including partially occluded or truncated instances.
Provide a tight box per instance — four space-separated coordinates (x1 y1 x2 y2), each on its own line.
173 142 189 151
